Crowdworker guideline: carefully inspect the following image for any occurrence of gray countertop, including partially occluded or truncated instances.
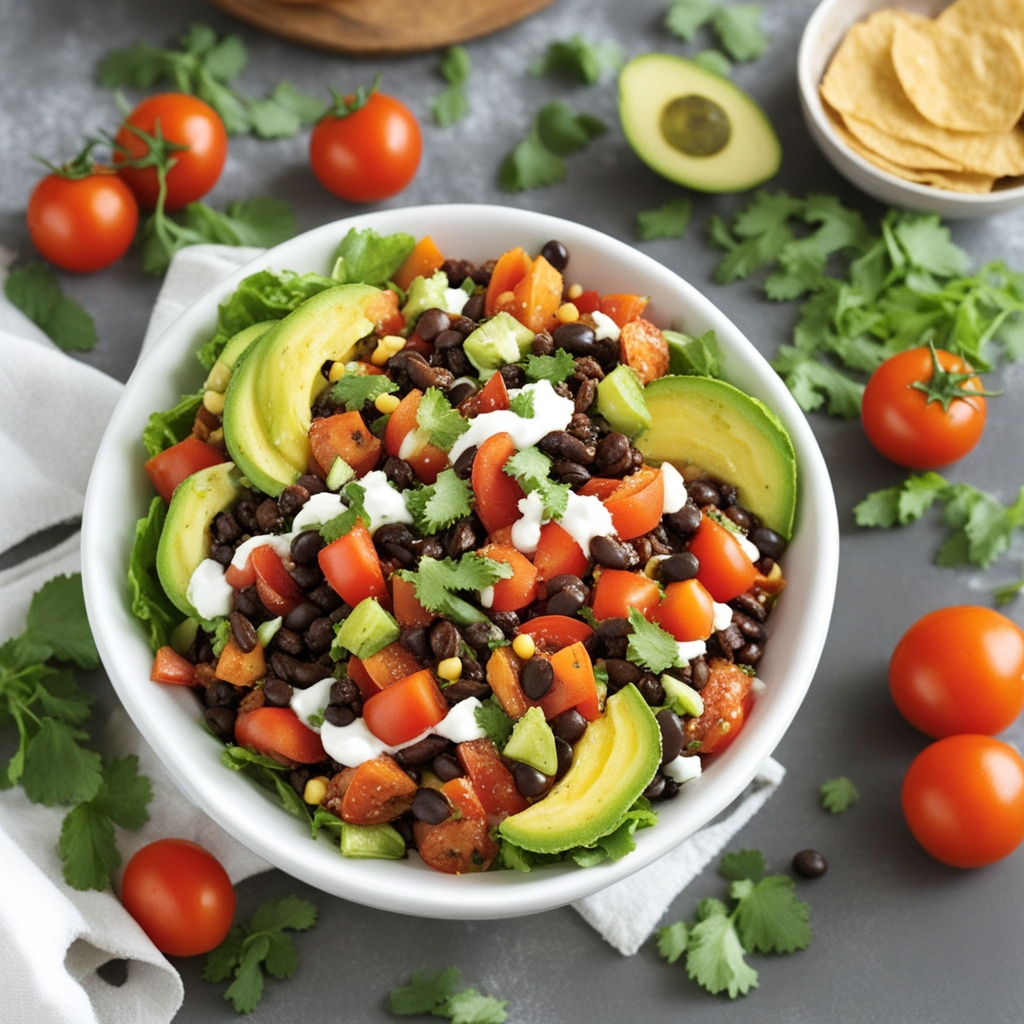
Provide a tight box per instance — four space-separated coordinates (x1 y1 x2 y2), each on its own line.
3 0 1024 1021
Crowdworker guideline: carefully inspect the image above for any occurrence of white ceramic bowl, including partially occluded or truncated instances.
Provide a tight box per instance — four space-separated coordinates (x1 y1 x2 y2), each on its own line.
798 0 1024 219
82 204 839 920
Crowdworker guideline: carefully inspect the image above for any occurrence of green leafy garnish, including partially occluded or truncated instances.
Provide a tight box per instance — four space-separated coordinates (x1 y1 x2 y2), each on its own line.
503 446 569 520
507 390 535 419
719 848 766 882
500 102 606 192
4 264 97 352
711 5 768 61
693 49 733 76
626 608 681 675
389 967 508 1022
523 348 576 384
637 198 693 241
664 0 717 41
329 373 398 412
142 391 203 457
128 497 182 650
431 46 471 126
664 328 723 377
396 554 513 627
406 468 474 534
416 387 469 451
332 227 416 287
203 896 318 1014
657 921 690 964
221 745 311 819
529 34 624 84
319 482 369 544
474 696 513 751
820 775 859 814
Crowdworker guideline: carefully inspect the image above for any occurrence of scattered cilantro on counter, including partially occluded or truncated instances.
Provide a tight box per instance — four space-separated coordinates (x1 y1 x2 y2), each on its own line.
203 895 318 1014
330 373 398 413
389 967 508 1023
529 34 624 84
500 102 606 192
4 263 97 352
693 49 733 76
99 23 326 138
626 608 681 675
417 388 470 451
664 0 717 41
407 468 474 534
820 776 859 814
637 198 693 241
0 574 153 890
664 1 767 62
397 554 513 627
655 848 811 999
431 46 471 127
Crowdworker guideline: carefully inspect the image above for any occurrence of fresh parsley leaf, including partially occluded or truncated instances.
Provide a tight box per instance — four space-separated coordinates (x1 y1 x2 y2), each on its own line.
711 5 768 62
530 34 624 84
431 47 471 126
474 696 513 751
389 967 462 1015
820 775 859 814
664 328 722 377
686 908 759 998
416 387 469 451
719 848 765 883
333 228 416 287
626 608 681 675
523 348 576 384
731 875 812 954
329 373 398 412
637 198 693 241
4 264 96 352
656 921 690 964
25 574 98 670
536 102 607 157
693 49 733 76
664 0 716 40
500 103 606 192
406 468 474 534
142 390 203 457
397 554 513 626
21 719 103 807
128 497 182 651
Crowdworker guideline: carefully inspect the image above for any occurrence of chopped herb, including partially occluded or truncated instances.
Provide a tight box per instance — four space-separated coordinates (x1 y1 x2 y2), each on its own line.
406 468 474 534
507 390 535 418
416 387 470 451
529 34 624 84
656 921 690 964
389 967 507 1022
626 608 680 675
711 5 768 62
664 328 723 377
329 373 398 412
637 198 693 241
693 49 733 76
500 102 606 192
503 446 569 520
319 482 368 543
397 554 513 626
431 46 471 126
719 847 765 882
820 775 859 814
523 348 576 384
4 263 96 352
664 0 717 41
474 696 513 751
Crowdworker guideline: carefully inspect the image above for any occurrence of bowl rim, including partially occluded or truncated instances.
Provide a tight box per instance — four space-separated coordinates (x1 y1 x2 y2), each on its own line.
82 203 839 919
796 0 1024 207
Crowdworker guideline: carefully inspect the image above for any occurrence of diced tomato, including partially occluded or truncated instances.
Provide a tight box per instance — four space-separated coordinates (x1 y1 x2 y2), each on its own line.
413 817 499 874
573 289 600 315
654 579 715 642
441 777 488 821
517 614 595 652
458 371 509 417
456 738 529 821
144 438 227 504
362 669 448 746
150 646 196 686
484 247 532 317
508 254 563 332
619 317 670 385
234 706 326 766
392 235 445 292
391 575 434 628
472 432 526 535
366 288 405 336
251 545 305 617
532 522 588 582
383 389 447 485
683 659 753 754
308 410 381 478
577 477 620 501
224 557 256 590
478 543 537 612
688 516 758 603
214 636 266 686
347 656 382 701
542 641 601 721
598 293 649 328
485 645 532 719
338 755 417 824
603 466 665 540
318 524 388 607
591 569 660 621
360 640 424 689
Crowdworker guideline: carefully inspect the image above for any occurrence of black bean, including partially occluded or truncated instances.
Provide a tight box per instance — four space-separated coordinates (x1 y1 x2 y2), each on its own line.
383 456 416 491
551 708 587 745
531 331 555 356
725 505 755 532
303 617 335 653
733 612 767 642
462 293 486 322
330 679 359 705
446 348 472 376
452 445 477 480
395 734 449 766
730 591 767 623
522 657 554 700
291 530 324 566
255 498 284 533
538 430 595 465
411 787 451 825
432 753 464 782
605 658 642 692
411 536 445 560
203 679 236 708
595 617 631 640
263 677 293 707
749 526 787 561
643 774 667 801
329 604 350 624
690 656 710 691
718 483 738 508
547 590 585 617
288 767 311 797
430 620 460 661
660 778 681 801
212 512 242 544
233 586 264 620
270 652 330 689
792 849 828 878
594 432 631 474
234 491 261 532
278 484 310 517
410 352 455 391
514 763 553 798
416 307 450 343
499 364 526 389
309 584 343 612
657 709 684 766
284 602 319 634
552 321 595 356
400 626 432 663
461 656 485 681
444 520 478 559
717 623 745 653
464 620 501 655
661 551 700 583
545 574 587 599
204 706 236 740
291 565 324 591
664 504 701 538
687 480 721 507
540 239 569 270
434 328 464 350
274 628 305 656
210 543 234 567
447 382 476 408
637 672 666 706
735 642 764 666
574 378 597 414
440 258 475 286
552 459 591 489
554 737 574 780
488 610 520 638
442 679 490 705
324 704 356 727
375 523 416 548
591 534 639 570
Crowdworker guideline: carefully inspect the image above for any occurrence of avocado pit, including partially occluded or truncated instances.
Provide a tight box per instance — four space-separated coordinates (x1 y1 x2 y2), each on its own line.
660 94 731 157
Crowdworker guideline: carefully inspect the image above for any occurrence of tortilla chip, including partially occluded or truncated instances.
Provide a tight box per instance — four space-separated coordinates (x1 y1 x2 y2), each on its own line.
938 0 1024 35
820 9 1024 177
841 111 966 172
891 16 1024 133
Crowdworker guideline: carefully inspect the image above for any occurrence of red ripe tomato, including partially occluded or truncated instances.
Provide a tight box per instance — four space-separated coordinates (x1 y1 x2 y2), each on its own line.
250 544 305 617
901 735 1024 867
861 346 989 469
114 94 228 210
687 516 757 603
654 579 715 642
27 169 138 273
889 606 1024 738
235 706 327 765
362 669 448 746
309 89 421 203
144 438 227 504
120 839 235 956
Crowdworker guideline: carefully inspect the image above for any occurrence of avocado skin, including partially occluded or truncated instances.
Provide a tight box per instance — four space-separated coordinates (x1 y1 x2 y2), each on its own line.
635 374 797 540
222 284 381 497
156 461 242 619
498 684 661 855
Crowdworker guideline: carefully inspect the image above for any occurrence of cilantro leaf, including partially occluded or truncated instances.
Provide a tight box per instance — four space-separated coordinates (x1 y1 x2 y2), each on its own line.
406 468 474 534
664 0 716 40
853 472 948 528
431 47 471 126
4 264 96 352
436 988 508 1024
536 103 607 157
731 875 811 954
319 482 367 544
503 446 569 520
390 967 462 1015
500 103 605 192
626 608 682 675
333 227 416 287
820 775 859 814
22 719 103 807
91 755 152 830
530 34 624 84
709 192 805 285
523 349 576 384
693 49 733 76
223 936 269 1014
57 803 118 892
711 5 768 62
719 848 765 883
656 921 690 964
771 347 864 418
25 574 97 670
474 697 513 751
439 44 471 86
507 390 535 418
686 910 759 998
34 669 93 727
329 373 398 412
417 388 469 451
397 555 513 627
637 199 693 241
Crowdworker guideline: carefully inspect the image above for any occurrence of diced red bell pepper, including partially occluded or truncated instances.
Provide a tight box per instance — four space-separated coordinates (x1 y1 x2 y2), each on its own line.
456 738 529 821
362 669 448 746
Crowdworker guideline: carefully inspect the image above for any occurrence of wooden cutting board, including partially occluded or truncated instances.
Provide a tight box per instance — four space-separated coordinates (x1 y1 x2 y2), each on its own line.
207 0 560 55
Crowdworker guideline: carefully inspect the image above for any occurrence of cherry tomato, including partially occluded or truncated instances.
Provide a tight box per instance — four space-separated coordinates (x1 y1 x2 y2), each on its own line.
114 94 228 210
250 544 305 617
144 438 227 504
602 467 665 540
590 569 661 621
120 839 235 956
654 579 716 642
27 170 138 273
861 346 989 469
470 432 526 535
477 543 538 612
901 735 1024 867
687 516 758 603
889 606 1024 738
309 90 421 203
384 389 447 485
150 646 196 686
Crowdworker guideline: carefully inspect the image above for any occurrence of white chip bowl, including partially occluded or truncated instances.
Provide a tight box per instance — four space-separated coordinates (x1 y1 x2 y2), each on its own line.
798 0 1024 219
82 204 839 920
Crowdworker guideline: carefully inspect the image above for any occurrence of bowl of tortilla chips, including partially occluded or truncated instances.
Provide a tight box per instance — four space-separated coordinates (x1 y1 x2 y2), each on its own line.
798 0 1024 217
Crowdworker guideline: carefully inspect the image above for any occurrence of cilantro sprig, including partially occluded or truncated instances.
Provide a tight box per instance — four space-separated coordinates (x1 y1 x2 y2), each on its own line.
329 373 398 412
431 46 471 127
4 264 97 352
0 574 153 890
500 102 607 192
416 388 470 452
529 34 624 84
626 608 680 675
637 198 693 242
389 967 508 1023
397 554 513 627
523 348 576 384
820 776 859 814
203 896 318 1014
406 468 474 534
503 447 570 521
664 1 768 62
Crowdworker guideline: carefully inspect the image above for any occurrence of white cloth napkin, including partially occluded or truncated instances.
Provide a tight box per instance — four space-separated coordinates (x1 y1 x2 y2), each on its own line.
0 244 785 1023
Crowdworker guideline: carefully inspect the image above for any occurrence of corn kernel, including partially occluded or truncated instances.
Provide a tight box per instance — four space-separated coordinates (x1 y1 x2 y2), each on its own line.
643 555 665 579
374 392 401 414
328 361 347 382
556 302 580 323
371 334 405 366
207 428 224 445
437 656 463 681
303 775 330 805
512 633 536 660
204 361 231 393
567 283 584 300
202 389 225 416
767 562 783 581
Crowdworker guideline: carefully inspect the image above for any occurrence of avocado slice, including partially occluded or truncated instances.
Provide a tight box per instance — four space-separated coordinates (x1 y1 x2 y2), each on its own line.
635 375 797 540
222 284 382 497
498 684 661 855
203 320 274 392
156 461 242 618
619 53 781 193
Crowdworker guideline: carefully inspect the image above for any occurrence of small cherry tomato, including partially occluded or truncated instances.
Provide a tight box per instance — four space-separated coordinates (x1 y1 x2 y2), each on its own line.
889 605 1024 738
861 345 994 469
114 93 228 210
120 839 235 956
309 86 421 203
687 516 758 603
901 735 1024 867
27 168 138 273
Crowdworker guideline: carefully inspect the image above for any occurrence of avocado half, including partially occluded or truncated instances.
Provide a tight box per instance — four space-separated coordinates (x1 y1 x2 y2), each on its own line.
635 375 797 539
156 461 242 618
498 684 661 854
222 284 382 497
619 53 781 193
